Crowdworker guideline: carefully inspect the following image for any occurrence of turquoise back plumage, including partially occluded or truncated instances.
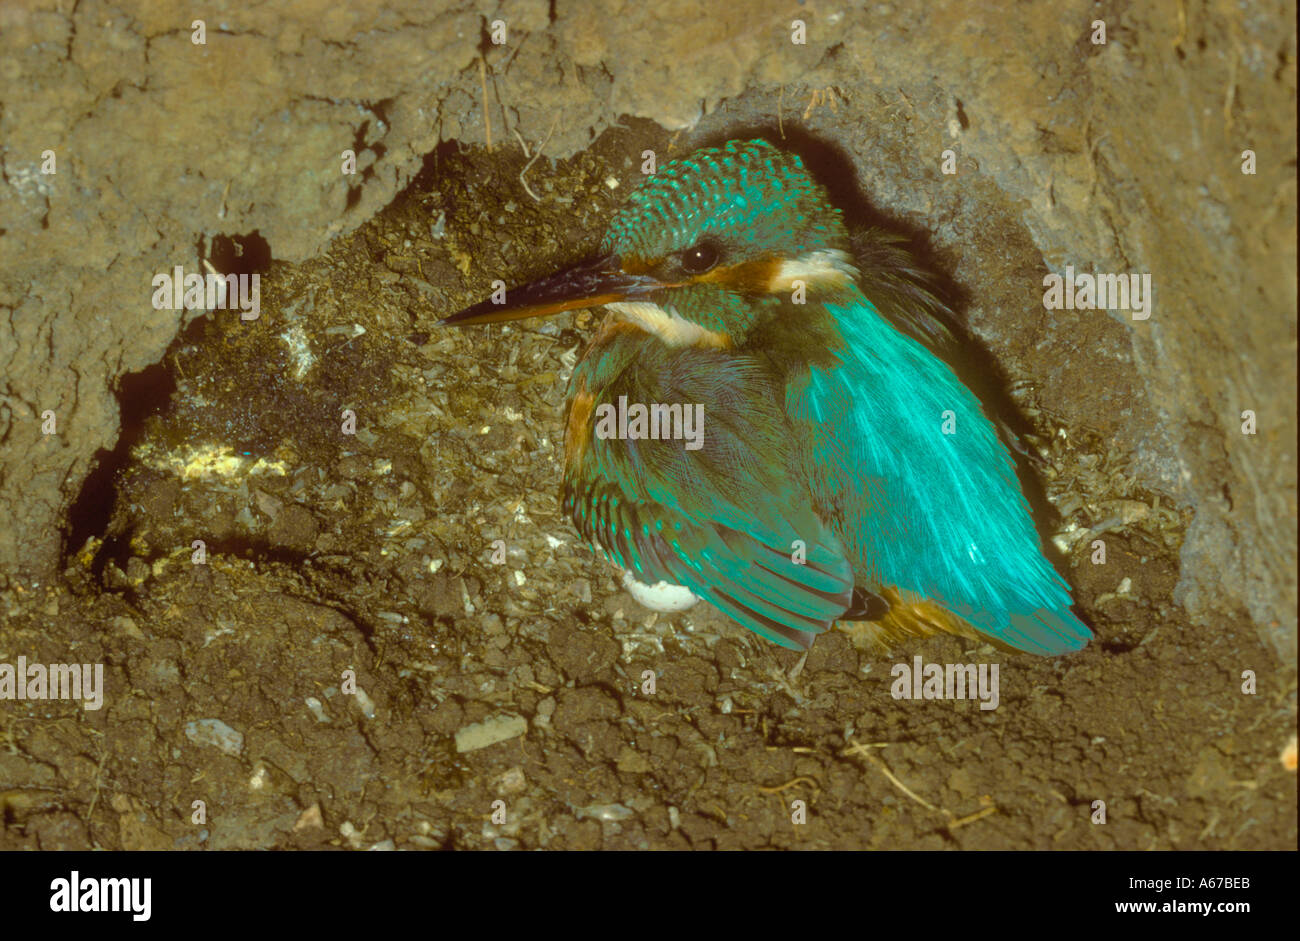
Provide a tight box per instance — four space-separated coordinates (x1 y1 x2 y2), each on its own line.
788 287 1090 655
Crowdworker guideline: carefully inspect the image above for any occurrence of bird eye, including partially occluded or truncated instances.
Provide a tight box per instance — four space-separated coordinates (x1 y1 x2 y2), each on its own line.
680 239 721 274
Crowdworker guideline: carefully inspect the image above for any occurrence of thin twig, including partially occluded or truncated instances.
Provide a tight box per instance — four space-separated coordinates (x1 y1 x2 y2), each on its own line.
478 56 493 152
755 775 819 795
844 737 1000 830
519 115 559 203
788 650 808 680
864 750 940 812
947 806 998 830
84 738 111 834
511 127 531 159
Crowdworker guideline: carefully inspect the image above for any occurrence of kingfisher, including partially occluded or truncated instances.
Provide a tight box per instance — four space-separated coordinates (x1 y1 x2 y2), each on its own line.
440 138 1090 656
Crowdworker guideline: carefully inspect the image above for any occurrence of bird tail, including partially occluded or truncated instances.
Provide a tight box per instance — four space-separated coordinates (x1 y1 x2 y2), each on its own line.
839 586 984 650
838 586 1091 656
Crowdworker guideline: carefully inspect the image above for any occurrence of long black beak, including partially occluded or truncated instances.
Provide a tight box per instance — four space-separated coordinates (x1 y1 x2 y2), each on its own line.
438 254 668 327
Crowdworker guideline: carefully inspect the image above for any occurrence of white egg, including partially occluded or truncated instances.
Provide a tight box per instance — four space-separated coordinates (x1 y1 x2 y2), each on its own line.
621 570 699 612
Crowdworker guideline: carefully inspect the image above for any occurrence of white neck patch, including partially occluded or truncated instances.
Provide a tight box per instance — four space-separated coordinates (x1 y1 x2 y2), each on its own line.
769 249 857 293
606 301 730 348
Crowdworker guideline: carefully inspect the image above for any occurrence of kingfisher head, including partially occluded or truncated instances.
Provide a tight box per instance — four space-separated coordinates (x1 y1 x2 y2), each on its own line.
441 139 855 346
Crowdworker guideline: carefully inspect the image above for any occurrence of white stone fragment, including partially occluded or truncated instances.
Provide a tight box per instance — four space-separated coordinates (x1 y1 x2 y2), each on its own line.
455 714 528 753
185 718 244 756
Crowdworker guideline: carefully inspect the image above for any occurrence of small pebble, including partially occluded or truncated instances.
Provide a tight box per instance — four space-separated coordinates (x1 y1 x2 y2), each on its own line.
305 696 330 723
576 802 635 822
184 718 244 757
352 687 377 719
456 714 527 753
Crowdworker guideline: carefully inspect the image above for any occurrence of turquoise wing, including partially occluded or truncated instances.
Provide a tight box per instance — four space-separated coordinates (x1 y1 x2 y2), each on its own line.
789 288 1091 656
563 332 853 649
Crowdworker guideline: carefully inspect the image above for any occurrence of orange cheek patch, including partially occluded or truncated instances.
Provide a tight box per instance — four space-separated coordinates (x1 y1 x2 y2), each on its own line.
590 316 644 347
695 257 784 294
564 380 596 473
